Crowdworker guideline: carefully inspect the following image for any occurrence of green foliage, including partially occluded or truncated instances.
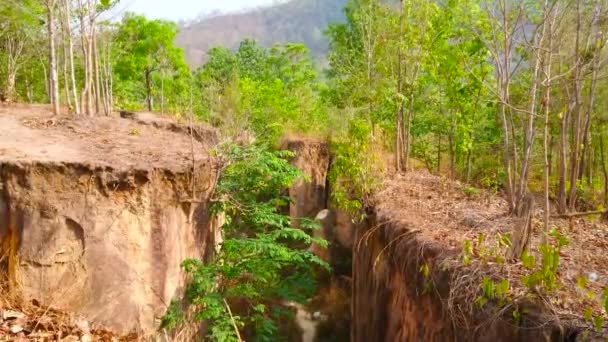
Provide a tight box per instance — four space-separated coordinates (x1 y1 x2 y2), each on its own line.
476 277 510 308
113 13 188 110
328 119 379 215
194 40 328 143
464 186 480 198
520 230 569 292
326 0 499 183
160 300 184 330
178 144 329 341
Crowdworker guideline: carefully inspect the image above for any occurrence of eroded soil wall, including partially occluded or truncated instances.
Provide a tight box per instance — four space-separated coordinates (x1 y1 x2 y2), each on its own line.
352 210 569 342
0 161 219 334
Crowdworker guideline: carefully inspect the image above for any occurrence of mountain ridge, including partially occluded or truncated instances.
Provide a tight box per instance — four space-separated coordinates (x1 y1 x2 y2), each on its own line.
175 0 347 67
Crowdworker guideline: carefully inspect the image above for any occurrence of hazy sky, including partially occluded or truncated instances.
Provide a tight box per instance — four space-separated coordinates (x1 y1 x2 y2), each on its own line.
119 0 281 21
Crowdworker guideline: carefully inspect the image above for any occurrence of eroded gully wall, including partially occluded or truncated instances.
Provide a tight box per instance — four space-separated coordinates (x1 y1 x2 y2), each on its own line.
352 208 574 342
0 162 220 334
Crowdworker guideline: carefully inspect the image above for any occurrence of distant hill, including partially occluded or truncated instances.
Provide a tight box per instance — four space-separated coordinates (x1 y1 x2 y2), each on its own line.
175 0 348 67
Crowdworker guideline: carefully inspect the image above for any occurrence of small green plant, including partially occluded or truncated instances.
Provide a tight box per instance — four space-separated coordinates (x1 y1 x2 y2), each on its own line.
464 186 480 198
419 263 430 278
521 229 569 292
512 308 522 326
160 300 183 330
476 277 510 308
170 144 329 341
462 239 472 266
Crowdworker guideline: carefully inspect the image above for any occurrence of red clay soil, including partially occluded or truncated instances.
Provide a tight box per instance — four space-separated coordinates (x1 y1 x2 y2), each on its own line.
0 104 216 172
372 170 608 331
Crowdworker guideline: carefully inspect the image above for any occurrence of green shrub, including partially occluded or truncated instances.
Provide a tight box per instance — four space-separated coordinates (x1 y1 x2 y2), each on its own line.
171 144 329 341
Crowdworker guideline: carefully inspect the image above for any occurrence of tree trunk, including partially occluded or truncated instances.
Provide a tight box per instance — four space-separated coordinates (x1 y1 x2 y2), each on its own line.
41 59 49 102
404 93 414 172
509 194 534 260
46 0 60 115
4 37 24 101
145 69 153 111
542 0 555 240
64 0 80 114
600 134 608 205
395 0 405 172
436 133 441 174
78 0 90 115
160 71 165 115
578 15 602 183
516 22 545 213
93 32 101 114
448 112 456 180
567 0 583 211
60 14 72 112
558 107 569 214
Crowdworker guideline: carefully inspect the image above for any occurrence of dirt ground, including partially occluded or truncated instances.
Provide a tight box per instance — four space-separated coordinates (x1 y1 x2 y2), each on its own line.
0 104 216 172
375 170 608 327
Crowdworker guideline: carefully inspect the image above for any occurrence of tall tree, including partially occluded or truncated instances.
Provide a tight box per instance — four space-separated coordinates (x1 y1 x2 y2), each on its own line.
43 0 60 115
114 13 188 111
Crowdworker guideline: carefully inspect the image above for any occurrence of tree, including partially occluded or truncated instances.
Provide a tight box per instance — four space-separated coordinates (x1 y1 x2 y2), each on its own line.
176 144 328 341
42 0 60 114
194 40 327 143
0 0 42 102
114 13 188 111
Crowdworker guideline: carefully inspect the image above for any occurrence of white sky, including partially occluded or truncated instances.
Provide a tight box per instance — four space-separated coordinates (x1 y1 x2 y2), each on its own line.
118 0 283 21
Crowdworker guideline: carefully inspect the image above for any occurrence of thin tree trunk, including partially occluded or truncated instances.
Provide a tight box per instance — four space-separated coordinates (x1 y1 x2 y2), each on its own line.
46 0 60 115
601 134 608 205
145 69 153 111
437 133 441 174
542 0 555 241
25 77 33 103
78 0 90 115
567 0 583 211
93 32 101 114
558 107 569 214
64 0 80 114
516 0 548 214
4 37 24 101
449 112 456 180
549 134 555 177
60 12 72 112
86 0 95 115
578 12 602 182
161 71 165 115
404 93 414 172
395 0 405 172
41 59 49 102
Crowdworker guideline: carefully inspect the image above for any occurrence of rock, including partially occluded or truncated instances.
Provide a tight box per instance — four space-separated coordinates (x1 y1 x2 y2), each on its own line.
63 335 80 342
312 311 327 321
9 324 23 334
461 214 483 228
2 310 25 320
309 210 334 262
75 318 90 333
283 139 330 225
13 332 28 342
333 208 356 249
80 333 92 342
